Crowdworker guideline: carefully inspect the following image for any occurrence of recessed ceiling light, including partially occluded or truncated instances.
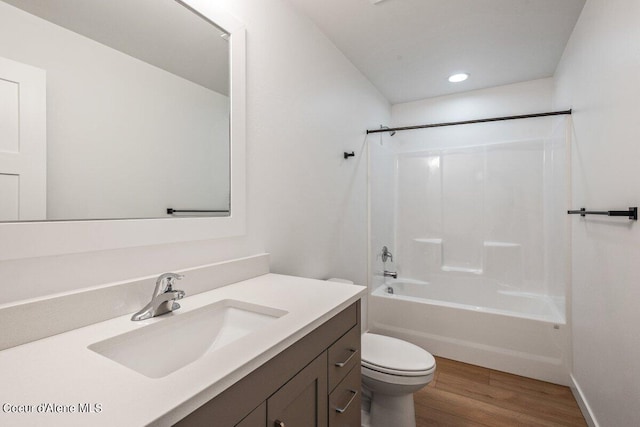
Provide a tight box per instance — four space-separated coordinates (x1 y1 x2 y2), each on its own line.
448 73 469 83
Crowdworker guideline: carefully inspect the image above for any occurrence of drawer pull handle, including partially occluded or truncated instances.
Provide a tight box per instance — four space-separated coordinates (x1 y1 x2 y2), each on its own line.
274 420 286 427
334 349 358 368
335 389 358 414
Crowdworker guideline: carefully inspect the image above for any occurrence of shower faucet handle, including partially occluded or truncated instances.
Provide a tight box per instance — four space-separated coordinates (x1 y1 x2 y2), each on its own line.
381 246 393 263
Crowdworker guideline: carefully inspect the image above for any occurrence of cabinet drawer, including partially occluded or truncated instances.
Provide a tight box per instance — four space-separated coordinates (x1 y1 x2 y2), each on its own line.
328 325 360 392
329 365 361 427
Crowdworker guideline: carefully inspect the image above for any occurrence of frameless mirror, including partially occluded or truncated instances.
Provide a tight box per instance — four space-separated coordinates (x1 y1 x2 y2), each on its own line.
0 0 230 221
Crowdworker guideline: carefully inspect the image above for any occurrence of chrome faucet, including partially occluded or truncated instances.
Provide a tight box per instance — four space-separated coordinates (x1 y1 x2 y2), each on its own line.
381 246 397 278
131 273 185 321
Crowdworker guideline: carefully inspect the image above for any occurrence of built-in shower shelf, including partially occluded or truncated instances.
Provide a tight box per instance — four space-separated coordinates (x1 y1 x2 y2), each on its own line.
441 265 483 274
484 241 521 248
414 239 520 248
410 238 523 278
414 238 443 244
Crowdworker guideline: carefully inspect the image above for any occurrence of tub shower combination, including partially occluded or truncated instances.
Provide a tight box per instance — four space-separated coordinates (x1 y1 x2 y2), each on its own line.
368 115 570 384
374 277 563 323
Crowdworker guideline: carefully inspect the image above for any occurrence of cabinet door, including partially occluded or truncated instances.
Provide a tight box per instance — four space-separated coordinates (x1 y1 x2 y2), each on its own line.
236 402 266 427
267 352 328 427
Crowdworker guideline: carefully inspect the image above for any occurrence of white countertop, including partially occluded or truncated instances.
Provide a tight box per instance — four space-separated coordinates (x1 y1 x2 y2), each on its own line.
0 274 365 427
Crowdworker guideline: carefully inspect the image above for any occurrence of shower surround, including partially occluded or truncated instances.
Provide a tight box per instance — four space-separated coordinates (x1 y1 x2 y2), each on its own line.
396 139 558 299
368 86 570 383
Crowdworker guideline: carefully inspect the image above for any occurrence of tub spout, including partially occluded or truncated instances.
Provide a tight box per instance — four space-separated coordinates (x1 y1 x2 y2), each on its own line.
384 270 398 279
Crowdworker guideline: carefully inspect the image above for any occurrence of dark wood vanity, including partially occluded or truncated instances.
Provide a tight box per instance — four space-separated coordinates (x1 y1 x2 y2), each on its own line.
175 302 361 427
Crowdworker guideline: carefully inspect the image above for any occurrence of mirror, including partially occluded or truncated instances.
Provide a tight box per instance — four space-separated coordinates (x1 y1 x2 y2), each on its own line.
0 0 230 221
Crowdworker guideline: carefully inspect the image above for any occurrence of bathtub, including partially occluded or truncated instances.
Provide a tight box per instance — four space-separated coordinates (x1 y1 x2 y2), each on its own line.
368 277 570 385
376 278 564 323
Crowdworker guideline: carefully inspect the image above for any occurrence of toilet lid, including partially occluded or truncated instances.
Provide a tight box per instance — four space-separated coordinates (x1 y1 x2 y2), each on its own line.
362 333 435 376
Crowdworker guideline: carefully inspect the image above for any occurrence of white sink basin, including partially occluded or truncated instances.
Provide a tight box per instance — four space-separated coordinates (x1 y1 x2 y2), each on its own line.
88 299 288 378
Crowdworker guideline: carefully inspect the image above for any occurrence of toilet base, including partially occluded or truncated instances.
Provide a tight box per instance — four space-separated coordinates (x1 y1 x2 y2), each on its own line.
361 408 371 427
369 391 416 427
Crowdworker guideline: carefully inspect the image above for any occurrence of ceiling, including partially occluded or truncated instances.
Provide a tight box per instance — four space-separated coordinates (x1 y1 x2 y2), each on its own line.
2 0 229 95
285 0 586 104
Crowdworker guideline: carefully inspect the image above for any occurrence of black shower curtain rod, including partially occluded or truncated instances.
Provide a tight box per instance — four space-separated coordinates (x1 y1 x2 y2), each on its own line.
366 109 572 135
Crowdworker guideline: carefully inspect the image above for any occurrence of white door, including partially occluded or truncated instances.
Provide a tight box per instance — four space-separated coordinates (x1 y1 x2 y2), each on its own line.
0 56 46 221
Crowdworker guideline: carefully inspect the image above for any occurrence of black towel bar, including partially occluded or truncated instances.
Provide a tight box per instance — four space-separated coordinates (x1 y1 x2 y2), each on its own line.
167 208 229 214
567 207 637 220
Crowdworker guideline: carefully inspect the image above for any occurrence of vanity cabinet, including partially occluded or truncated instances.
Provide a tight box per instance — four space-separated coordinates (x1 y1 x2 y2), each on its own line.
174 301 361 427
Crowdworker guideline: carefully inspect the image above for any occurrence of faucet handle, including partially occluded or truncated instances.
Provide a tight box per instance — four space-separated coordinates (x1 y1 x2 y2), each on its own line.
381 246 393 263
165 274 184 291
155 272 185 293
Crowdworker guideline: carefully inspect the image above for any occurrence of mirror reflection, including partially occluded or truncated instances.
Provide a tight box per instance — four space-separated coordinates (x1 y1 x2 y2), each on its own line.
0 0 230 221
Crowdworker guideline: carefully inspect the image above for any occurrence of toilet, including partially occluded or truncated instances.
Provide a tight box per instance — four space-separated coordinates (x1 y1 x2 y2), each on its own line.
361 332 435 427
327 279 436 427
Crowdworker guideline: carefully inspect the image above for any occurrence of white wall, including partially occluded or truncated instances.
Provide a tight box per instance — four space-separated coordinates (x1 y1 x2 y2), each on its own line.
0 0 389 305
554 1 640 425
0 1 230 220
392 78 555 150
232 0 389 287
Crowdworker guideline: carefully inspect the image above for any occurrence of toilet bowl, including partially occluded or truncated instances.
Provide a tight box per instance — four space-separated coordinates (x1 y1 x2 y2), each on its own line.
361 332 435 427
325 279 436 427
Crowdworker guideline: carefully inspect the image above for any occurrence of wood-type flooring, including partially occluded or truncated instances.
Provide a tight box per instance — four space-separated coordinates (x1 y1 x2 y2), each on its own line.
414 357 587 427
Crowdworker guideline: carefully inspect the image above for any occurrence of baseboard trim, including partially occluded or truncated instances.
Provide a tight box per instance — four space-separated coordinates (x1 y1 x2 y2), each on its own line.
570 374 599 427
